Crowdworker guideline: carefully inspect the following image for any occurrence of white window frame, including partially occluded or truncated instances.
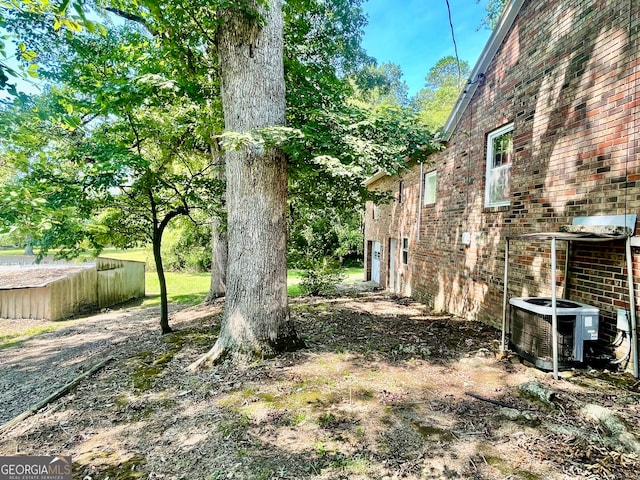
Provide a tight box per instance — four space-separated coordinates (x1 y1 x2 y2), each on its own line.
484 123 514 207
373 204 380 220
402 237 409 265
423 170 437 205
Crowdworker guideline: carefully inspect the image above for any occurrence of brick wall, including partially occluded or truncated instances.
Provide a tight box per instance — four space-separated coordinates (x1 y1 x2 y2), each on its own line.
364 0 640 362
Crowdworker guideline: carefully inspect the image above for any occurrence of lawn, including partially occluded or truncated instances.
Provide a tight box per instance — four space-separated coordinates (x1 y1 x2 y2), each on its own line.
0 248 24 256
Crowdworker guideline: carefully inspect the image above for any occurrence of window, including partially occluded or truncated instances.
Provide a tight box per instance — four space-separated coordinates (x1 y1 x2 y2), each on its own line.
485 123 514 207
402 238 409 265
398 180 404 203
373 204 380 220
423 171 437 205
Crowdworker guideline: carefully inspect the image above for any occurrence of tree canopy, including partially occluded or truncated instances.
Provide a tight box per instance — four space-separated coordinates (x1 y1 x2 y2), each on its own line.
0 18 223 332
412 55 470 131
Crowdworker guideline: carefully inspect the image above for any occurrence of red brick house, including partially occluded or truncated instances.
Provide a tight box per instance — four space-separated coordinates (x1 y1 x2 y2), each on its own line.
364 0 639 365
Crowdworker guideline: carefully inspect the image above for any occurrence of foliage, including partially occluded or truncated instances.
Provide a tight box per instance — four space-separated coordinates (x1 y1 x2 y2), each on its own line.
288 209 363 267
412 56 470 131
298 257 345 296
0 21 224 333
286 97 438 268
0 91 108 259
351 62 409 107
0 0 108 95
282 1 439 270
479 0 508 30
163 218 212 273
144 270 211 307
1 0 442 342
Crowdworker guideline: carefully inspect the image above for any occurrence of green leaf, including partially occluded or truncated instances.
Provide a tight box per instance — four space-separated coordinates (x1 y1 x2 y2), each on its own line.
26 63 39 78
20 50 38 61
57 0 70 14
73 2 86 20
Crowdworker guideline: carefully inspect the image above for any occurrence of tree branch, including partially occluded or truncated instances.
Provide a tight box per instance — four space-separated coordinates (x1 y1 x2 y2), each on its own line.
105 7 158 36
158 205 188 235
184 7 217 45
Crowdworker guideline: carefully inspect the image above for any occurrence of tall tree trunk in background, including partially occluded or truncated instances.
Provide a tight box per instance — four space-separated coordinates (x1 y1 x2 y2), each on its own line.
190 0 303 368
207 161 227 301
24 238 33 256
207 215 227 301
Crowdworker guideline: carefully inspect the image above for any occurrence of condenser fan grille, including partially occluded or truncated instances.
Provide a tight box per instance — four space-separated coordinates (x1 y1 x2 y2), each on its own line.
510 307 574 369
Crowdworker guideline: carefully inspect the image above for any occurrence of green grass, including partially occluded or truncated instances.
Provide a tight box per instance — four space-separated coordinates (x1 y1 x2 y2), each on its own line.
99 247 150 264
0 247 151 263
343 267 365 284
0 247 364 348
0 253 365 348
0 248 25 256
286 266 364 297
107 250 364 302
143 271 211 307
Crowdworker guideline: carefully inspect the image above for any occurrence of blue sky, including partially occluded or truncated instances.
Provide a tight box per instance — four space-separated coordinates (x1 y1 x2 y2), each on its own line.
361 0 493 96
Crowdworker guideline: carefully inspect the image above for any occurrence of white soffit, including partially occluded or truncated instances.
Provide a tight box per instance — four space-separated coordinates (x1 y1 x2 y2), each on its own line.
363 170 389 187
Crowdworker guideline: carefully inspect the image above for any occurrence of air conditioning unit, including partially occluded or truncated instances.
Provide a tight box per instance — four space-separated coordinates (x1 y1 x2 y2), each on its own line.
509 297 599 370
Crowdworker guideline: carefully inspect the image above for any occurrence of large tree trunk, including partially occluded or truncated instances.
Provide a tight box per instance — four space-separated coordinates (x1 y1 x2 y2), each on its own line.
190 0 303 368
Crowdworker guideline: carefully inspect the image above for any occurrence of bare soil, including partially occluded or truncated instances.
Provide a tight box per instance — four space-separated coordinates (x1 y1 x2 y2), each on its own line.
1 291 640 480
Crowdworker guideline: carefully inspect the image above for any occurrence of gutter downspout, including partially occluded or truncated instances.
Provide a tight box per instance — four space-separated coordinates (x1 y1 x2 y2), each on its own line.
551 237 559 381
626 236 638 378
417 163 424 242
501 238 510 352
564 242 571 299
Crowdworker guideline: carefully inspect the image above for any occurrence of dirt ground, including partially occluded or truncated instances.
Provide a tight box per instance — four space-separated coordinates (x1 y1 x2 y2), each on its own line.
1 290 640 480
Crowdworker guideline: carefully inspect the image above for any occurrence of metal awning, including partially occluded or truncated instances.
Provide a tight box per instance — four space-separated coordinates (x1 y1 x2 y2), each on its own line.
510 231 629 242
501 215 638 380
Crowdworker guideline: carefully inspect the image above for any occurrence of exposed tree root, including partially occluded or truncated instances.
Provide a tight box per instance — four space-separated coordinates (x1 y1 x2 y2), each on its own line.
186 339 227 372
203 293 225 305
582 404 640 453
187 330 305 372
519 380 556 406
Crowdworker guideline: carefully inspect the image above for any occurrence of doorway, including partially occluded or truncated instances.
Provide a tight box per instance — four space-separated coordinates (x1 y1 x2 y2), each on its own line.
388 238 397 292
371 241 381 284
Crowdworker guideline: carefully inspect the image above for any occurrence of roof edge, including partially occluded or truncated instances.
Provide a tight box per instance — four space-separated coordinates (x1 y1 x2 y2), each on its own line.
442 0 526 141
363 170 389 187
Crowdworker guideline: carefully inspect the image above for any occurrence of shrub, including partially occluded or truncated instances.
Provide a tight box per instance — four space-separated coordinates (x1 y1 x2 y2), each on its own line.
163 220 211 272
299 257 345 296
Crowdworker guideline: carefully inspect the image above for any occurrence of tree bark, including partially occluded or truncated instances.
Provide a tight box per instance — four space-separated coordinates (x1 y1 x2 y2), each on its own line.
189 0 303 369
206 216 227 301
153 227 172 335
206 160 227 302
